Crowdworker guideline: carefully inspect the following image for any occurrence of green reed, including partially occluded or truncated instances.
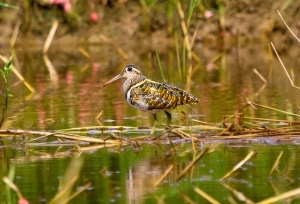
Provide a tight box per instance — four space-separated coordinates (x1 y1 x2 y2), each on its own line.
175 0 201 81
0 2 18 9
156 51 166 82
0 54 13 128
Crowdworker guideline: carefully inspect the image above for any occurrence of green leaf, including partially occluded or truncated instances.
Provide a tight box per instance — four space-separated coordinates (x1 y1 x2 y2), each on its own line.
0 2 18 9
0 69 5 80
4 54 14 72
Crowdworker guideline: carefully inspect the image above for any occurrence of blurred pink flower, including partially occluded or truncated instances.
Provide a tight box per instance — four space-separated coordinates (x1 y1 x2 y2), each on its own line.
48 0 72 13
90 12 98 23
49 0 66 5
204 10 213 19
63 1 72 13
18 198 29 204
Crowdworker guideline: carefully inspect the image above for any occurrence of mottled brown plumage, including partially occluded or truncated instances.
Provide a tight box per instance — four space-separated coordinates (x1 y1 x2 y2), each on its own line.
103 64 199 125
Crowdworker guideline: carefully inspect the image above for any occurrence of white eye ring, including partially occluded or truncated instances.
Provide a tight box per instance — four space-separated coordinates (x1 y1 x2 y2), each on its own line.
127 67 133 72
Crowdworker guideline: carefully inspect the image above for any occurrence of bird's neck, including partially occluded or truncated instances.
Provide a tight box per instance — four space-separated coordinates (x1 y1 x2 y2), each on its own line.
123 75 147 97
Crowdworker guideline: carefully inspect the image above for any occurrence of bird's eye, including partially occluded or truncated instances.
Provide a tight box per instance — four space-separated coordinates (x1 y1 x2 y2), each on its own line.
127 67 132 72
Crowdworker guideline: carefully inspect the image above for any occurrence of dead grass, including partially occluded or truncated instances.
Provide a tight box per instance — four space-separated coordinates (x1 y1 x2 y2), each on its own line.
1 100 300 150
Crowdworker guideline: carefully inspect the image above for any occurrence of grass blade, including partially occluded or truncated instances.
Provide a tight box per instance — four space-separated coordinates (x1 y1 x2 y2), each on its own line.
194 187 221 204
257 187 300 204
176 147 209 182
220 151 256 181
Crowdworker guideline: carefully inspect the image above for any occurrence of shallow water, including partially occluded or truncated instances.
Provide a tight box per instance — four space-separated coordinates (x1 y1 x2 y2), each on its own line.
3 143 300 203
1 42 300 203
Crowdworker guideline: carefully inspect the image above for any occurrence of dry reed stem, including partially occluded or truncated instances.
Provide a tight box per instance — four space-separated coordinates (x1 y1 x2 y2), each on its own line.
176 147 209 182
194 187 221 204
222 183 254 204
154 141 166 153
77 145 116 152
0 55 36 93
185 24 200 92
95 110 103 121
110 132 137 145
170 129 188 138
192 52 201 63
172 129 198 140
222 113 242 124
65 182 91 203
49 157 84 204
220 151 256 181
49 177 79 203
257 187 300 204
250 100 300 117
176 0 191 53
255 83 267 97
277 10 300 43
269 151 283 176
26 133 56 143
191 119 212 125
253 68 267 83
78 47 91 59
188 126 196 152
242 116 300 124
227 196 238 204
61 125 137 132
0 129 122 144
99 34 128 60
178 191 197 204
213 131 294 139
270 42 300 89
3 177 24 200
43 54 59 83
166 137 177 152
43 20 59 54
152 126 177 140
178 125 222 131
10 20 21 51
153 164 174 187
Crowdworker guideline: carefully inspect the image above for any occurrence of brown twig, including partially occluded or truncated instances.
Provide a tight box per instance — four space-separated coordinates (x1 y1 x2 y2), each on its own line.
270 42 300 89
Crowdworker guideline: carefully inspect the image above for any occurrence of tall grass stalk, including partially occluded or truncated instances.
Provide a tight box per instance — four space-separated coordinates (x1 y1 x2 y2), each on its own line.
175 33 182 81
175 0 200 81
0 54 14 128
156 51 166 82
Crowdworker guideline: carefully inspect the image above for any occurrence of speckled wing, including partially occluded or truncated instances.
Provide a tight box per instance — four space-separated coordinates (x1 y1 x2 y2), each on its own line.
128 79 199 112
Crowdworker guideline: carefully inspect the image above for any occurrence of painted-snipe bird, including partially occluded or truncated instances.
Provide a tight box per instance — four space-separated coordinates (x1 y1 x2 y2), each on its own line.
103 64 199 125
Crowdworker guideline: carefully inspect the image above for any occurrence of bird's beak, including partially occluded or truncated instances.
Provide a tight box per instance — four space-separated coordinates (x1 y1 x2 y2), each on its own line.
103 74 123 87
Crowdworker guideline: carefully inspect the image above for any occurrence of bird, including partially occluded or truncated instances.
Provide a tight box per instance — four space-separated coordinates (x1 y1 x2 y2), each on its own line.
103 64 199 126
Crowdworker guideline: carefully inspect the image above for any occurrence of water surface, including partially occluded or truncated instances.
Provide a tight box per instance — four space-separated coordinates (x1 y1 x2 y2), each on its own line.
1 42 300 203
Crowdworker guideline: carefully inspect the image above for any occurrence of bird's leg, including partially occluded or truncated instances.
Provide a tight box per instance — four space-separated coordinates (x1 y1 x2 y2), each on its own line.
153 113 158 122
164 111 172 126
150 113 158 135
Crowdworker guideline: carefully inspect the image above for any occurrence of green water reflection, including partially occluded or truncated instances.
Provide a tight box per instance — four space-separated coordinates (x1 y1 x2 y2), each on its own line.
2 143 300 203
